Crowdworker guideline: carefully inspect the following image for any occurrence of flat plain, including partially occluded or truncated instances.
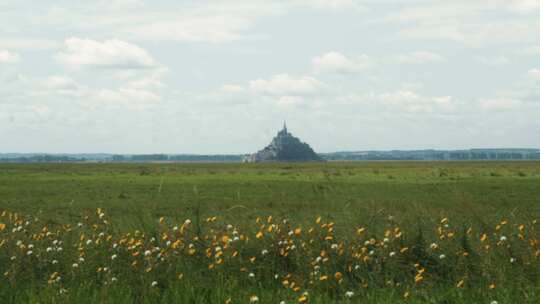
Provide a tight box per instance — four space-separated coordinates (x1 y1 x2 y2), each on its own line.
0 162 539 303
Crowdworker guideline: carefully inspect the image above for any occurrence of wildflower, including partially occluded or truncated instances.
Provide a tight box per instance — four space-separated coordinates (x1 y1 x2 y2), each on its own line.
184 219 191 225
430 243 438 249
57 247 63 252
111 254 117 260
510 257 516 263
77 222 83 227
389 251 396 257
491 301 498 304
79 257 85 263
144 250 152 256
439 254 446 260
335 272 343 280
500 236 507 242
86 240 92 245
46 247 53 252
10 256 16 261
111 277 117 282
72 263 78 268
331 244 338 250
383 237 389 243
53 240 59 245
250 295 259 303
27 250 33 256
345 291 354 298
151 281 158 287
280 301 286 304
52 260 58 264
261 249 269 255
249 273 255 278
28 244 34 249
16 240 22 246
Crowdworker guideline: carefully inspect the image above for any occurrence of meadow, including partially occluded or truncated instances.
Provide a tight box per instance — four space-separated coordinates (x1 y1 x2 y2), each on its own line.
0 161 539 303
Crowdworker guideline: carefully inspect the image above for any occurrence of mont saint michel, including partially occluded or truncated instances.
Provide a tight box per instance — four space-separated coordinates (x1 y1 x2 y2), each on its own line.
245 123 324 163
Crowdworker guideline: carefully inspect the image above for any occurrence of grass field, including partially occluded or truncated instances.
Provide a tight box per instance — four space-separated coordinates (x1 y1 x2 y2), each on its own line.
1 162 539 303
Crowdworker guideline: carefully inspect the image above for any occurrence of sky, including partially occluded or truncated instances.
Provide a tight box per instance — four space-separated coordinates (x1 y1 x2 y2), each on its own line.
1 0 539 154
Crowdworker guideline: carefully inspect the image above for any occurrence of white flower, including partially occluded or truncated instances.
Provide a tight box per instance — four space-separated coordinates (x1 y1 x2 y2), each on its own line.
16 240 22 246
383 238 390 243
274 274 279 279
280 301 286 304
103 267 109 272
28 244 34 249
77 222 83 227
166 240 171 247
52 260 58 264
98 232 105 237
151 281 158 287
290 245 296 250
79 257 85 263
10 256 16 261
510 257 516 263
227 224 233 230
113 243 118 249
500 236 507 242
150 237 156 243
249 295 259 303
215 246 222 252
331 244 338 250
184 219 191 225
46 247 53 252
249 273 255 278
288 230 294 236
354 265 360 270
364 240 370 246
86 240 92 245
439 254 446 260
72 263 79 268
490 301 498 304
315 256 322 263
173 226 178 231
233 236 240 242
99 213 105 219
369 250 375 256
111 277 118 282
261 249 269 255
111 254 117 260
144 250 152 256
345 291 354 298
57 247 63 252
430 243 438 249
53 240 59 245
389 251 396 257
27 250 33 256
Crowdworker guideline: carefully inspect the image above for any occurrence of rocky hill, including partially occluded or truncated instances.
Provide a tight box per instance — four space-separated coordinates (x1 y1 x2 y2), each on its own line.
245 124 323 162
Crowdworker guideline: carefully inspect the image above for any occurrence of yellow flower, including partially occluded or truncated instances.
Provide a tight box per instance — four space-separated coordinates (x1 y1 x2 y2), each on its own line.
256 231 263 239
0 223 5 231
456 279 465 288
334 272 343 280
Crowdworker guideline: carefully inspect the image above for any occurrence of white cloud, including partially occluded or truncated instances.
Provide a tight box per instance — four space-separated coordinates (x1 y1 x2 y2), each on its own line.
312 52 372 74
480 98 522 110
57 38 158 69
479 56 510 66
392 51 445 64
520 45 540 55
249 74 325 96
0 38 61 50
506 0 540 13
129 15 253 43
528 68 540 80
0 50 20 63
43 76 79 91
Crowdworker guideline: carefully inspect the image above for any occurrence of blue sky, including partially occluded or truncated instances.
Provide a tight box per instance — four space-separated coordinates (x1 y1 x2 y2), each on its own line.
1 0 539 153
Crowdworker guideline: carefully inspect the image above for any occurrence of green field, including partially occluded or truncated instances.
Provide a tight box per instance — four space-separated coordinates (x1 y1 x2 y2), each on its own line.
1 162 540 303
